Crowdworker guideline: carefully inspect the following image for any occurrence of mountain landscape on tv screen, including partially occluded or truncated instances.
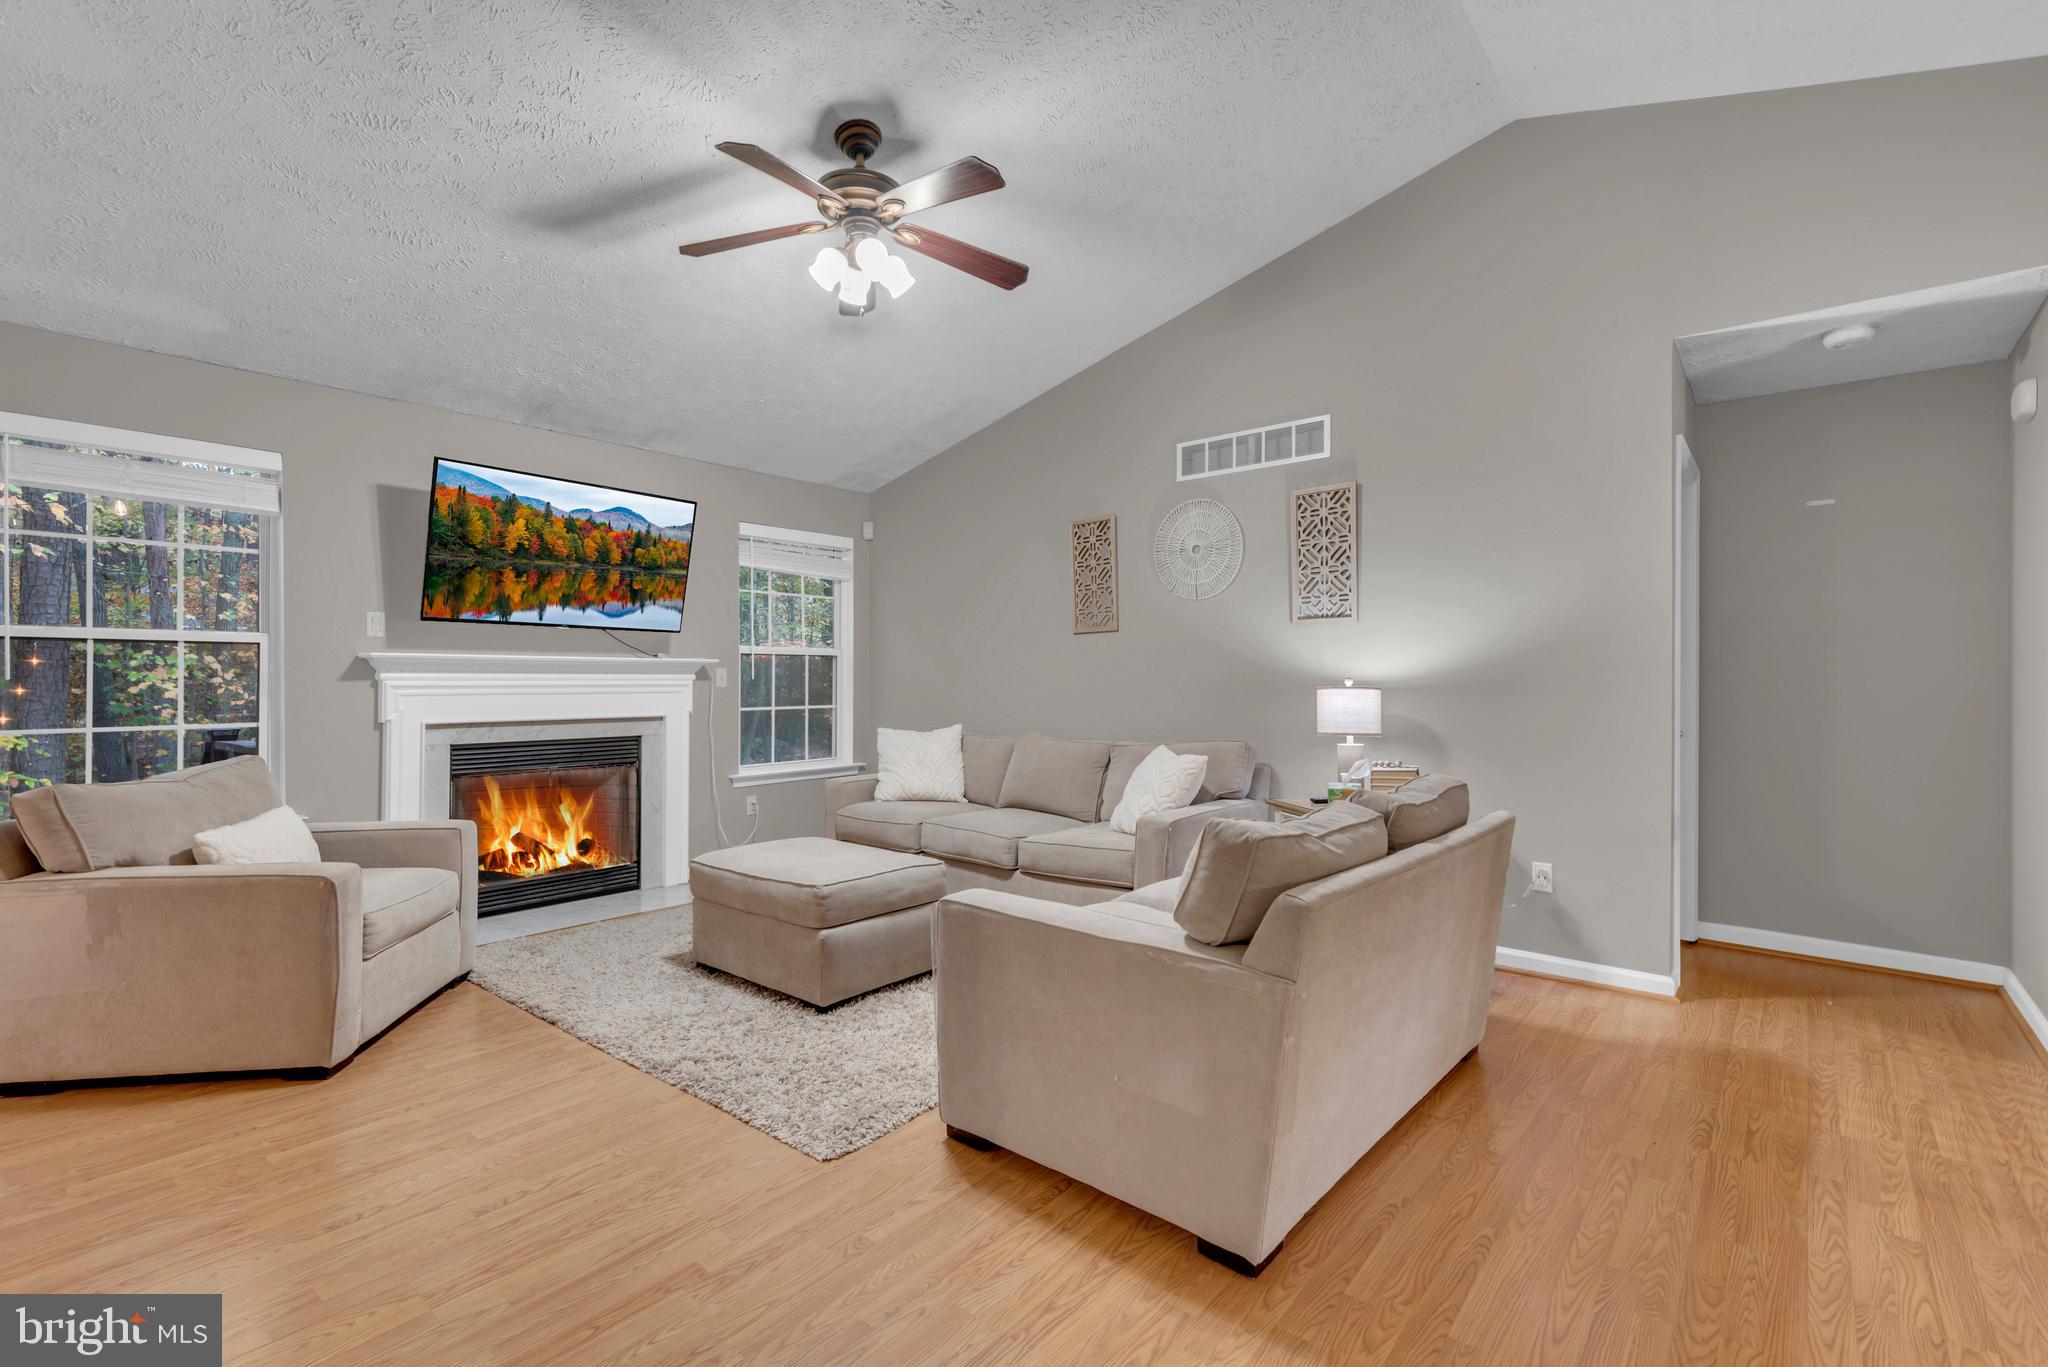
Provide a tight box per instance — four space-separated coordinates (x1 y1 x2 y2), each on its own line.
421 460 696 633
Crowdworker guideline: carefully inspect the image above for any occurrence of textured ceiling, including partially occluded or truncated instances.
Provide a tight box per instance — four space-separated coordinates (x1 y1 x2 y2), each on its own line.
1677 267 2048 404
2 3 2046 491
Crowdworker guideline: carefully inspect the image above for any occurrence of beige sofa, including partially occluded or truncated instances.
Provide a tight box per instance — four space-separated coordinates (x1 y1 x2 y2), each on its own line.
0 758 477 1087
826 734 1273 903
933 782 1513 1274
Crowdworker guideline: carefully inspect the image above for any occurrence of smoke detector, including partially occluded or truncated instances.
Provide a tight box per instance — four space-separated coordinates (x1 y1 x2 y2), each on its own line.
1820 323 1877 351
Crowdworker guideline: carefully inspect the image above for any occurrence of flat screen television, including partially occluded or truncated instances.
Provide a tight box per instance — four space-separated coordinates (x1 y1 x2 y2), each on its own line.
421 457 697 634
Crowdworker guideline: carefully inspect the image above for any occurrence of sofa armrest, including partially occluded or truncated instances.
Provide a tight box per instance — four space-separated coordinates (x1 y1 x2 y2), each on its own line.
933 888 1294 1260
1132 797 1269 886
0 864 366 1082
823 774 881 836
310 819 478 971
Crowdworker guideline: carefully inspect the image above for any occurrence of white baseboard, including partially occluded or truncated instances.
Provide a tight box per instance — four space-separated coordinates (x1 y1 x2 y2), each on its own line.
1494 946 1677 998
2004 970 2048 1055
1693 921 2004 985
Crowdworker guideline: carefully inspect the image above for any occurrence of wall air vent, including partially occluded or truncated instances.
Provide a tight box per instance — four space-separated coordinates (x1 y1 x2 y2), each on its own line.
1175 414 1330 482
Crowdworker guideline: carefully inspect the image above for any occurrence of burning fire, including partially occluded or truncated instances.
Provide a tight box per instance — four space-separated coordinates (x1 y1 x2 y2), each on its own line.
470 774 620 878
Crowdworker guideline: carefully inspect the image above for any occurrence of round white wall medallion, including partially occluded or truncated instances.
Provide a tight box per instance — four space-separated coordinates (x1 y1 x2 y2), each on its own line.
1153 498 1244 600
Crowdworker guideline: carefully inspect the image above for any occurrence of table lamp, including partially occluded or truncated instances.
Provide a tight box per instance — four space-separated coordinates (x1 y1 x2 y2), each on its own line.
1315 680 1382 782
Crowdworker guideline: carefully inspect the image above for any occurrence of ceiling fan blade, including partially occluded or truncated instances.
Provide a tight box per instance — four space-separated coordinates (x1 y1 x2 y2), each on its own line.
889 225 1029 290
677 221 826 257
880 156 1004 218
715 142 843 206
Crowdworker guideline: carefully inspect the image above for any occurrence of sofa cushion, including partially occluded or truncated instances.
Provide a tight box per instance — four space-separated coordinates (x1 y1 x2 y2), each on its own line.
874 724 966 802
1108 746 1209 835
834 799 980 852
997 733 1112 823
193 805 323 865
1116 876 1184 913
962 734 1015 807
11 755 284 873
919 807 1080 870
1351 775 1470 850
1017 822 1137 887
361 866 460 959
691 837 944 928
1173 805 1387 946
1098 741 1256 819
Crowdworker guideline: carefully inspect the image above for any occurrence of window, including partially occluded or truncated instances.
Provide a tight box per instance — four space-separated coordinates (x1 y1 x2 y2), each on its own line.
0 412 282 817
735 523 854 782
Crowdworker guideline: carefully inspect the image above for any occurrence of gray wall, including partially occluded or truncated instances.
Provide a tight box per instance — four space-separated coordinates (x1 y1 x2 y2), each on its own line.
0 321 872 859
1691 365 2013 964
2015 304 2048 1002
869 57 2048 977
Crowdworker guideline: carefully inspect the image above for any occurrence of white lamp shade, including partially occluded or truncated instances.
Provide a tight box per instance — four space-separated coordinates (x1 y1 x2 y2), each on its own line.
1316 685 1382 736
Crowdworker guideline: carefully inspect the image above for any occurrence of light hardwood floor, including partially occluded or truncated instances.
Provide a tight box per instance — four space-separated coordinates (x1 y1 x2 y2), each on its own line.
6 944 2048 1365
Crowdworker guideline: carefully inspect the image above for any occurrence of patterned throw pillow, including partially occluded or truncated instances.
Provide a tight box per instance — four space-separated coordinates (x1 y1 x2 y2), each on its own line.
874 724 968 802
1109 745 1210 835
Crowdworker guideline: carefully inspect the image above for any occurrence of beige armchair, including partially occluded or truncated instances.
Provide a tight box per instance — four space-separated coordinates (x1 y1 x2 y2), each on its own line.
0 817 477 1087
934 810 1515 1274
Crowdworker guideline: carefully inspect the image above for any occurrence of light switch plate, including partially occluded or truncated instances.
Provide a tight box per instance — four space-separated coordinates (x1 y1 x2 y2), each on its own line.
366 610 386 638
714 666 728 688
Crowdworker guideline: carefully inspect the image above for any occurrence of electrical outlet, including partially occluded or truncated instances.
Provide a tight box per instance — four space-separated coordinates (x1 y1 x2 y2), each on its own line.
1531 862 1554 894
714 666 728 688
745 795 759 816
366 610 386 638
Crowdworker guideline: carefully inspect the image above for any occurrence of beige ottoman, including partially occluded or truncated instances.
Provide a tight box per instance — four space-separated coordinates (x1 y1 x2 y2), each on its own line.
690 837 945 1007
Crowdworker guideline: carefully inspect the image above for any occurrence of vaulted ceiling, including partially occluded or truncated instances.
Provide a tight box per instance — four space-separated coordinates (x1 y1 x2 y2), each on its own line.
4 2 2045 490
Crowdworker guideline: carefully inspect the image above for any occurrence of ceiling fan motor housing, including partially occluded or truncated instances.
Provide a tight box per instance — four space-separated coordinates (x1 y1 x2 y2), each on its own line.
834 117 883 163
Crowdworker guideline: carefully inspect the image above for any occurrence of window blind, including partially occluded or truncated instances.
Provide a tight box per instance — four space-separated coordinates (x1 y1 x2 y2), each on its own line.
2 412 282 516
738 523 854 579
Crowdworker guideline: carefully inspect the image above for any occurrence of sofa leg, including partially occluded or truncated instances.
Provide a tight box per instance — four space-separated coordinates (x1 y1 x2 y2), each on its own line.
1197 1238 1281 1277
946 1125 998 1152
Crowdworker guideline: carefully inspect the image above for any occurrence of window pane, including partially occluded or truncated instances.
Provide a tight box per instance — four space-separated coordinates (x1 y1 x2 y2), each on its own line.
770 571 802 595
772 655 806 708
184 506 261 548
805 596 834 649
807 707 834 760
92 730 177 784
740 653 770 708
773 709 804 763
738 564 756 591
808 653 834 706
802 576 827 597
737 590 753 646
185 727 258 767
739 709 771 766
6 485 85 533
10 536 86 626
770 594 802 647
752 592 769 644
1 733 85 818
92 640 178 727
94 541 179 629
811 577 835 602
3 638 86 729
92 495 174 542
185 641 260 724
182 549 260 631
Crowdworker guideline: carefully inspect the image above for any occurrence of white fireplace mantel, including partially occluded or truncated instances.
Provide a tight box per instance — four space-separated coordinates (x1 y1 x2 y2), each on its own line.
360 651 715 887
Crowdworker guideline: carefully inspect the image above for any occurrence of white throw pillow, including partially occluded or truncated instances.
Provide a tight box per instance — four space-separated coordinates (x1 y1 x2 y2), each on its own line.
192 805 323 865
1111 745 1210 835
874 724 967 802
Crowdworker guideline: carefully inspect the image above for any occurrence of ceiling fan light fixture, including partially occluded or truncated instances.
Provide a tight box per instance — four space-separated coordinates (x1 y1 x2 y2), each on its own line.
853 234 915 300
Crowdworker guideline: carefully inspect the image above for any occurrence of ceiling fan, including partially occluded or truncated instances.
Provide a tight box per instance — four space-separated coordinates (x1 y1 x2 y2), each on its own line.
678 118 1029 317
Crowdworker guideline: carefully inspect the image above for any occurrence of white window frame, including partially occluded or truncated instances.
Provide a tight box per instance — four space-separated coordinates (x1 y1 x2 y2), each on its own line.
1175 413 1332 482
729 522 860 788
0 411 284 799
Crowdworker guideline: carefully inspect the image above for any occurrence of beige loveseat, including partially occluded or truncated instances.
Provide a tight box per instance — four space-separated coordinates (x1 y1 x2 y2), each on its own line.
933 780 1513 1274
0 757 477 1087
825 734 1273 903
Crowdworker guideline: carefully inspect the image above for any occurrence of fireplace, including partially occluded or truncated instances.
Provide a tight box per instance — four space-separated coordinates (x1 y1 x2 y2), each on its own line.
450 736 642 916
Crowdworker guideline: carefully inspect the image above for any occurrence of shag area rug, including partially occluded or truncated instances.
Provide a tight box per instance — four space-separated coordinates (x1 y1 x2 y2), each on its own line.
470 905 936 1160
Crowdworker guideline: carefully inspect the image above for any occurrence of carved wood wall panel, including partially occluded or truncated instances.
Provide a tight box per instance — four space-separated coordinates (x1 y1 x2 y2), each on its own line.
1071 515 1118 634
1290 481 1357 623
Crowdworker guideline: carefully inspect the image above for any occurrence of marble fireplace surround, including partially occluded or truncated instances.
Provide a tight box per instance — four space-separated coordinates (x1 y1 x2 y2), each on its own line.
360 652 714 890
